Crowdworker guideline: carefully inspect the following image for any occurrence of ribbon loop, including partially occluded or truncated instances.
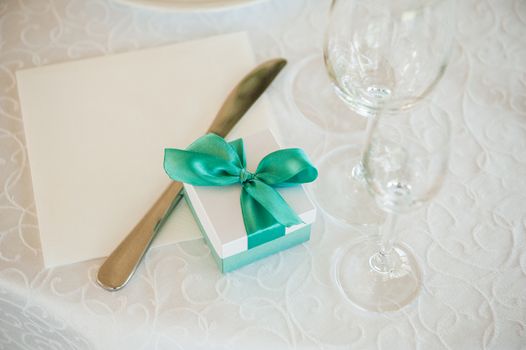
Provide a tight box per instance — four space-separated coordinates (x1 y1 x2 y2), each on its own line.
164 133 318 248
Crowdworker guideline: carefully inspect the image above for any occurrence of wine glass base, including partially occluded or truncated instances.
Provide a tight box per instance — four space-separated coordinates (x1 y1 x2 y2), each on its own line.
287 54 368 134
335 238 422 312
309 145 385 226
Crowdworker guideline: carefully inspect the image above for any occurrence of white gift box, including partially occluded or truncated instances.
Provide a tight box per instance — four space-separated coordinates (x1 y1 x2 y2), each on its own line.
183 130 316 272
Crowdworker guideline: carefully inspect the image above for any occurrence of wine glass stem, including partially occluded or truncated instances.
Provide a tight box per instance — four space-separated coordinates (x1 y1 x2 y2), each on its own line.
351 114 376 182
380 212 398 255
370 212 399 273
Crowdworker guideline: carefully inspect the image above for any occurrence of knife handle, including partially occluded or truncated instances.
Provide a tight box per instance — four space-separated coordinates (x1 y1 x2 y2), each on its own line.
97 181 184 291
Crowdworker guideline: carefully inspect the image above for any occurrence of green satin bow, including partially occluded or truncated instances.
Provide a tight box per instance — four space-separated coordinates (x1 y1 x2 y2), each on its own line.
164 133 318 249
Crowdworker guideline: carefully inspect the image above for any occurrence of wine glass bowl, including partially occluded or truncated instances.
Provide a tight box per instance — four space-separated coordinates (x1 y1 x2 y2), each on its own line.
325 0 455 116
363 104 451 213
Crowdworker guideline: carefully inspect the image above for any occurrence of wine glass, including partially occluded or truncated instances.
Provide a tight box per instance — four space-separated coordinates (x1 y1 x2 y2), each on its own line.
336 103 451 311
308 0 455 225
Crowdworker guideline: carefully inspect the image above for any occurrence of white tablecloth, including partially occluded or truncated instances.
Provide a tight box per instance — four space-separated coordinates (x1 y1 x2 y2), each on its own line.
1 0 525 349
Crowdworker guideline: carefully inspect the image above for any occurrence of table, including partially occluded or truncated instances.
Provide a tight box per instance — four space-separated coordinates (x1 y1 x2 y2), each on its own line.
1 0 525 349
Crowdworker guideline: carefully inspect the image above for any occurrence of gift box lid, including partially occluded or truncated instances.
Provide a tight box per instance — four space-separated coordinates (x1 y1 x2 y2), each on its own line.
184 130 316 259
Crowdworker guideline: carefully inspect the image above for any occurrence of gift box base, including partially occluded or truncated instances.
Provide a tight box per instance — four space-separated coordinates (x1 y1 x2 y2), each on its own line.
206 224 311 273
185 194 311 273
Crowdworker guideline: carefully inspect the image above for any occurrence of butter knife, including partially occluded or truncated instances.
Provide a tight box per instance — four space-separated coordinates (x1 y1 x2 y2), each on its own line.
97 58 287 291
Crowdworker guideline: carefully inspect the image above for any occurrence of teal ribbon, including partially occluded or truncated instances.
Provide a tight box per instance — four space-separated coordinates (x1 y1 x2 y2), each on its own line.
164 133 318 249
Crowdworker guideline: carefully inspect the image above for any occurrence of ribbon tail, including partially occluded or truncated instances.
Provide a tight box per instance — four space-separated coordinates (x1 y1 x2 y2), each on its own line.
243 180 303 227
240 189 285 249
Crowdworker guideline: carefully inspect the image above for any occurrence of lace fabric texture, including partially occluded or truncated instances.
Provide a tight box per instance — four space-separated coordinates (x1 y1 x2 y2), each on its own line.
1 0 525 349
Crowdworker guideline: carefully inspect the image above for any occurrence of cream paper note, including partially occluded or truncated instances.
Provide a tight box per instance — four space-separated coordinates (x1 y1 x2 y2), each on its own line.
17 32 270 268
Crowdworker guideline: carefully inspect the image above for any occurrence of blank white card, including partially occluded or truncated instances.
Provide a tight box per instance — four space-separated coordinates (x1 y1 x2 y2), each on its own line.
17 32 270 267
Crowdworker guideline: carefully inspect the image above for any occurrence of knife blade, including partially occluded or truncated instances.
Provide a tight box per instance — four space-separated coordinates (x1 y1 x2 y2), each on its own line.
97 58 287 291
